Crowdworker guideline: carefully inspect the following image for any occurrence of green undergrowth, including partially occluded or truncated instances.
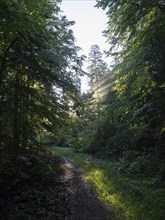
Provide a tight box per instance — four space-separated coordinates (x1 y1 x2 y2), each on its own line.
0 149 66 219
52 147 165 220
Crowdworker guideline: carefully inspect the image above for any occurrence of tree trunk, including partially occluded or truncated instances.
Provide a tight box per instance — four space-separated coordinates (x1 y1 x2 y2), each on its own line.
22 75 30 149
13 71 20 156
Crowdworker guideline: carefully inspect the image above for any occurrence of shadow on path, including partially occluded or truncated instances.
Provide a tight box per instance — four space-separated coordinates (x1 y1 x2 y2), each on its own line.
61 157 112 220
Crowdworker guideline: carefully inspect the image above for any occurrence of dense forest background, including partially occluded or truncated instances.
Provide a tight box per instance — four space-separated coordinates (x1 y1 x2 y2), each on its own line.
0 0 165 219
58 0 165 173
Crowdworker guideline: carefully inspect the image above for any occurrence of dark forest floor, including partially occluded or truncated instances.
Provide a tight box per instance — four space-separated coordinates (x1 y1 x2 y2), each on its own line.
0 150 66 219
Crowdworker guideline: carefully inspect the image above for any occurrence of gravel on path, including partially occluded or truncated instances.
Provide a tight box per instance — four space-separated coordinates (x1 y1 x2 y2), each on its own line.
61 157 112 220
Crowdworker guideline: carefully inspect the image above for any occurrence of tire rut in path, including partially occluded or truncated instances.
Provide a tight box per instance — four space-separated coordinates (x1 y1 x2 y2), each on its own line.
62 157 111 220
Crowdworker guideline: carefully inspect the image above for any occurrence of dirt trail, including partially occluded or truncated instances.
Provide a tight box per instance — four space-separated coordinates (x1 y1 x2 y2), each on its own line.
61 157 112 220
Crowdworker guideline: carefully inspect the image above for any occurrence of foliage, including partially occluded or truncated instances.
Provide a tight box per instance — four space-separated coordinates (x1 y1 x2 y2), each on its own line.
70 0 165 159
0 149 66 219
94 0 165 153
0 0 84 155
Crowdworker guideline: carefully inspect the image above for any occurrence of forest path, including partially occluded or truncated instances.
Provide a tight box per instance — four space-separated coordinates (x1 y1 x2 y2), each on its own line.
61 157 111 220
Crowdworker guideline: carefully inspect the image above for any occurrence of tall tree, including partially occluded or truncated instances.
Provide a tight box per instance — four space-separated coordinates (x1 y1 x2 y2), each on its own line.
88 44 108 84
0 0 84 156
95 0 165 155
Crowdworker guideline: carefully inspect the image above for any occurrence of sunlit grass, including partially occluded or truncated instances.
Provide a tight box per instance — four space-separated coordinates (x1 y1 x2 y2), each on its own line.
85 168 135 219
51 147 165 220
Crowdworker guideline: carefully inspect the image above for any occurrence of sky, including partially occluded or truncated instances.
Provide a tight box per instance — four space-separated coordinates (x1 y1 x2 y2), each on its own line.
60 0 110 93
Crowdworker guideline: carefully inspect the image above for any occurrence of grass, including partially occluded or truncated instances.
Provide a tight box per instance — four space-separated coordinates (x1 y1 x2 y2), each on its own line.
51 146 165 220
